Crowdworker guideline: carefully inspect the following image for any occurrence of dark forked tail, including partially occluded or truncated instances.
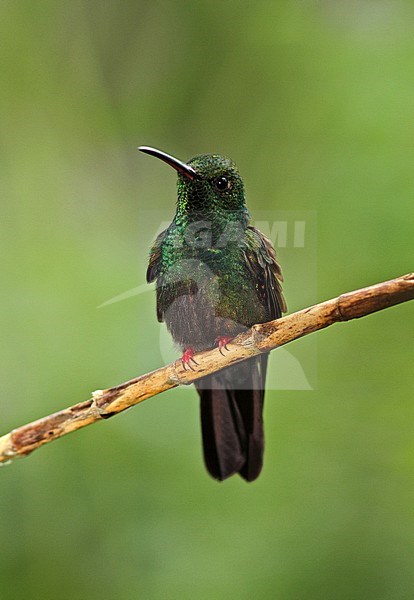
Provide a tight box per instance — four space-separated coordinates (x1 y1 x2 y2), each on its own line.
195 354 268 482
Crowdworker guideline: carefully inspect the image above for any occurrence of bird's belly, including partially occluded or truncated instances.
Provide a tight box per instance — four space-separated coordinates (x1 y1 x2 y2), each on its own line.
160 262 263 351
163 292 217 351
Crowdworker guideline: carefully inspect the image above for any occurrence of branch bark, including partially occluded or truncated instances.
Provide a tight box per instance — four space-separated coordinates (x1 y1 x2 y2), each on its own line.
0 272 412 465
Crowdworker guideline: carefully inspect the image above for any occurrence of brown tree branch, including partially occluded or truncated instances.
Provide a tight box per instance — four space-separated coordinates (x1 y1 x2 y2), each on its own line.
0 273 412 466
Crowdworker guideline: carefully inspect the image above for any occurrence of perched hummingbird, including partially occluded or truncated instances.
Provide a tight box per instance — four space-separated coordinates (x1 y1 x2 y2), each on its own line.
140 146 286 482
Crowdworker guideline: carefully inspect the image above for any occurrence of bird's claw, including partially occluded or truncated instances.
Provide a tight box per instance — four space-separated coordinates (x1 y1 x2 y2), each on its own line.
215 336 233 356
181 348 198 371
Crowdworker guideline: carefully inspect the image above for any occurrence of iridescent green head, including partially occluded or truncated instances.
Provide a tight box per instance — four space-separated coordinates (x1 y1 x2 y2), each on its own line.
139 146 246 214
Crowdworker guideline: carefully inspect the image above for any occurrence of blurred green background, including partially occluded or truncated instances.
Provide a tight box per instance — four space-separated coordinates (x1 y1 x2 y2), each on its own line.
1 1 413 598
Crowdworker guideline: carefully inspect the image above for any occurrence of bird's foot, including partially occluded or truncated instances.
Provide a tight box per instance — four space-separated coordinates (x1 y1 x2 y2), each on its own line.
215 336 233 356
181 347 198 371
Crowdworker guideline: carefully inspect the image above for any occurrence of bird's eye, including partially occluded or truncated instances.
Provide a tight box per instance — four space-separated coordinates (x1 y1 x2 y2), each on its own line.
214 176 230 192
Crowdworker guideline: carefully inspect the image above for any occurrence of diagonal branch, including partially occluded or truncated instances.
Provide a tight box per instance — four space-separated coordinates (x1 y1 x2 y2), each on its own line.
0 273 412 466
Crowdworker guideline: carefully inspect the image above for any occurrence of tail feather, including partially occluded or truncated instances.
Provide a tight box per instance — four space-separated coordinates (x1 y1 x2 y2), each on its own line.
196 354 268 482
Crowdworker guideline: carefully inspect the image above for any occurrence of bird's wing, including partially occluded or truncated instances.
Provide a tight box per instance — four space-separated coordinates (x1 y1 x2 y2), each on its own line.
243 226 287 319
147 229 167 322
146 229 166 283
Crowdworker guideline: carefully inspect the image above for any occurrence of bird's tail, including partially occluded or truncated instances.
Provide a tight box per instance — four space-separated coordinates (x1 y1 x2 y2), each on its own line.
195 354 268 482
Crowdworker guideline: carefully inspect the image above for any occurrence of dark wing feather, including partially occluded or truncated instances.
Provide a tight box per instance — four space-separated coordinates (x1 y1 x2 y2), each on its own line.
146 229 166 284
146 229 167 322
244 226 286 319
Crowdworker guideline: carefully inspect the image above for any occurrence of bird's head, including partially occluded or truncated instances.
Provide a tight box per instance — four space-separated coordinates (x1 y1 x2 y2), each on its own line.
139 146 247 216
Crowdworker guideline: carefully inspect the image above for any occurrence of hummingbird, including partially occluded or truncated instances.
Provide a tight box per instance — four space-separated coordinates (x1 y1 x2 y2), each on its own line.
140 146 286 482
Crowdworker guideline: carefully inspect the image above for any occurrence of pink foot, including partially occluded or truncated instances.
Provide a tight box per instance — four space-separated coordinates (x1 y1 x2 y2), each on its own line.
215 336 233 356
181 347 198 371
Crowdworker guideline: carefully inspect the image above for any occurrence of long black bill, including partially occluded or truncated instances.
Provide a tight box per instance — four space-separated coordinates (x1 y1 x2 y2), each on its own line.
139 146 199 181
